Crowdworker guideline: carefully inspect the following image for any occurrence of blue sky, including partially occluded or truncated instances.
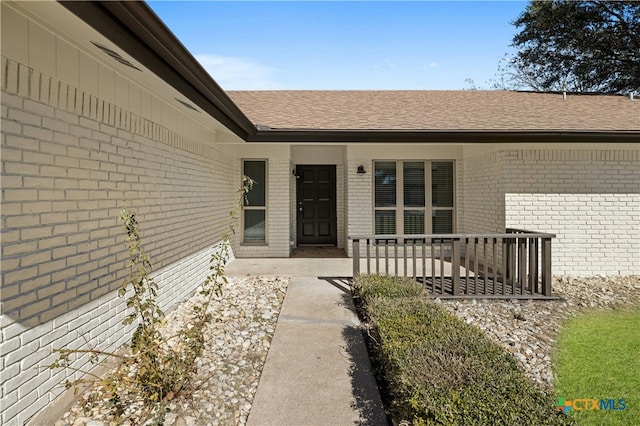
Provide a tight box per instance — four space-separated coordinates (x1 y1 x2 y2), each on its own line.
148 1 528 90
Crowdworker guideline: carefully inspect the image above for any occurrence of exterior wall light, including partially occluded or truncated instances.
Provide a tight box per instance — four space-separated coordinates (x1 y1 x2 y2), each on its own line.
357 165 366 174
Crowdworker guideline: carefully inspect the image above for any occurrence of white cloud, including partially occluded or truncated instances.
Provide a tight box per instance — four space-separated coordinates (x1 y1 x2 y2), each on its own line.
195 54 282 90
422 62 440 70
373 58 396 70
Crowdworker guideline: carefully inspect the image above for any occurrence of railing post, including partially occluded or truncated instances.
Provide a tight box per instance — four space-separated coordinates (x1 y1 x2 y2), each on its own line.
509 238 516 295
452 238 461 296
366 239 371 275
352 238 360 276
385 240 389 274
528 237 537 294
473 238 479 294
403 241 407 277
412 239 417 280
500 237 507 295
430 238 436 294
394 241 399 275
492 237 498 294
421 239 426 287
482 237 488 295
465 237 470 288
518 238 527 294
439 239 445 292
542 237 552 297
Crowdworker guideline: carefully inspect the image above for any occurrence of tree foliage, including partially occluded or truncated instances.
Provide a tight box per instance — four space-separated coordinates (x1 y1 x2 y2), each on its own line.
506 0 640 93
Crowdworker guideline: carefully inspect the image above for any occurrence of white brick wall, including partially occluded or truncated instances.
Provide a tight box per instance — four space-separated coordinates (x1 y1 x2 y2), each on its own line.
346 159 373 257
458 151 506 234
460 147 640 276
1 53 237 424
504 149 640 275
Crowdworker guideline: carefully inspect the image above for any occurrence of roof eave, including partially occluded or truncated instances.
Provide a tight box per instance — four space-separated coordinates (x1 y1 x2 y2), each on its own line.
58 0 257 140
246 129 640 144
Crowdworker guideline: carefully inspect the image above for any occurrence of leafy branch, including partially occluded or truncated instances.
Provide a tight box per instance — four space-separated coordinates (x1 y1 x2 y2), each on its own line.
50 175 255 423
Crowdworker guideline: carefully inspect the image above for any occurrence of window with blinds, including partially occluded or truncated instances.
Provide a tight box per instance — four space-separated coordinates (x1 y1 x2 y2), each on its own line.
374 160 454 236
242 160 267 243
374 162 396 234
432 161 454 234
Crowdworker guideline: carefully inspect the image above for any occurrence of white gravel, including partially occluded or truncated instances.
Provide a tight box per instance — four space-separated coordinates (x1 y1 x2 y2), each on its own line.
57 275 288 426
439 275 640 388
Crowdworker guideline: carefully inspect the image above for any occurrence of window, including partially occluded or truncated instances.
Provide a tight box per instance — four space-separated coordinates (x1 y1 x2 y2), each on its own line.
431 161 455 234
242 160 267 243
374 162 396 234
374 160 455 235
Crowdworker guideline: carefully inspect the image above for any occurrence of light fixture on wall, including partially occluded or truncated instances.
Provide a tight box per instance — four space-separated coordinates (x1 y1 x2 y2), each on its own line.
357 165 366 174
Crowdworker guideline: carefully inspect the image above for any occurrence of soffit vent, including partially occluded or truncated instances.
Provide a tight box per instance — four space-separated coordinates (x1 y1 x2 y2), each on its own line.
175 98 200 112
91 41 141 71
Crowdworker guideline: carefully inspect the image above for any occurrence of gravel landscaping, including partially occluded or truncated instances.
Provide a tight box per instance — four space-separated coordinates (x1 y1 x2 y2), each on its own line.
55 274 638 425
56 275 288 426
439 275 640 389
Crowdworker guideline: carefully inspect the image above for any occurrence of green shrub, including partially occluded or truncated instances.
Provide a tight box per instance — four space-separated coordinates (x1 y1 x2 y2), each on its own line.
353 274 424 302
356 275 574 425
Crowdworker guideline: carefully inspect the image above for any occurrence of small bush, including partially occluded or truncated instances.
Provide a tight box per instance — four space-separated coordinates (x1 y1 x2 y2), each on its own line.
50 177 254 423
356 275 574 426
353 274 424 301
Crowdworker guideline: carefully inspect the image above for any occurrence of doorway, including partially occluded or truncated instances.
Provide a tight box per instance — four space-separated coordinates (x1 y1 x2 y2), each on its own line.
295 165 337 245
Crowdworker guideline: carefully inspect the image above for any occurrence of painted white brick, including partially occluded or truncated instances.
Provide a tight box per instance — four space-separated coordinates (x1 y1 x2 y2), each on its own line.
1 51 240 424
504 149 639 275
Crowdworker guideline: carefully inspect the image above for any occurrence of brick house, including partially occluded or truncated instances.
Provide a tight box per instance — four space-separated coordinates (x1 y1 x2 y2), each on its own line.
1 1 638 423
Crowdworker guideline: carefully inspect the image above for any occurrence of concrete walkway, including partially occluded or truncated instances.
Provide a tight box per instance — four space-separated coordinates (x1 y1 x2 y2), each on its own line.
225 259 388 426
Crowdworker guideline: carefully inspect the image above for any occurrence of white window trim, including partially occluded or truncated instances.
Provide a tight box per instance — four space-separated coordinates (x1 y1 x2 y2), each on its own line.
241 159 268 245
372 160 456 235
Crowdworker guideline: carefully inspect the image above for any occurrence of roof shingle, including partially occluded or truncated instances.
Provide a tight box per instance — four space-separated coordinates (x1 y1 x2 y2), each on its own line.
226 90 640 132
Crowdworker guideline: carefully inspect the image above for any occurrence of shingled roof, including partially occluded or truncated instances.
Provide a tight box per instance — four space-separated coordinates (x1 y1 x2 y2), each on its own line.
227 90 640 132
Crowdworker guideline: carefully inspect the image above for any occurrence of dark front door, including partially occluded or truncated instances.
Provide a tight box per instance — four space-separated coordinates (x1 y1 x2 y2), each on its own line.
296 165 337 245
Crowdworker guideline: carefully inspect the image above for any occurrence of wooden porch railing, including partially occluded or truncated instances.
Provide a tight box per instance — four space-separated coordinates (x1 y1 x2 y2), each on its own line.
349 229 556 299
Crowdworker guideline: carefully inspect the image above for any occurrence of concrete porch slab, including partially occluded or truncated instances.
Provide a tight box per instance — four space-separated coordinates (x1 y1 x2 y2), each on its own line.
225 257 353 278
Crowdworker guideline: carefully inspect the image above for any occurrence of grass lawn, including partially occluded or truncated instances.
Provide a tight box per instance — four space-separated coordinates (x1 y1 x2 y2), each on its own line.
554 309 640 426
